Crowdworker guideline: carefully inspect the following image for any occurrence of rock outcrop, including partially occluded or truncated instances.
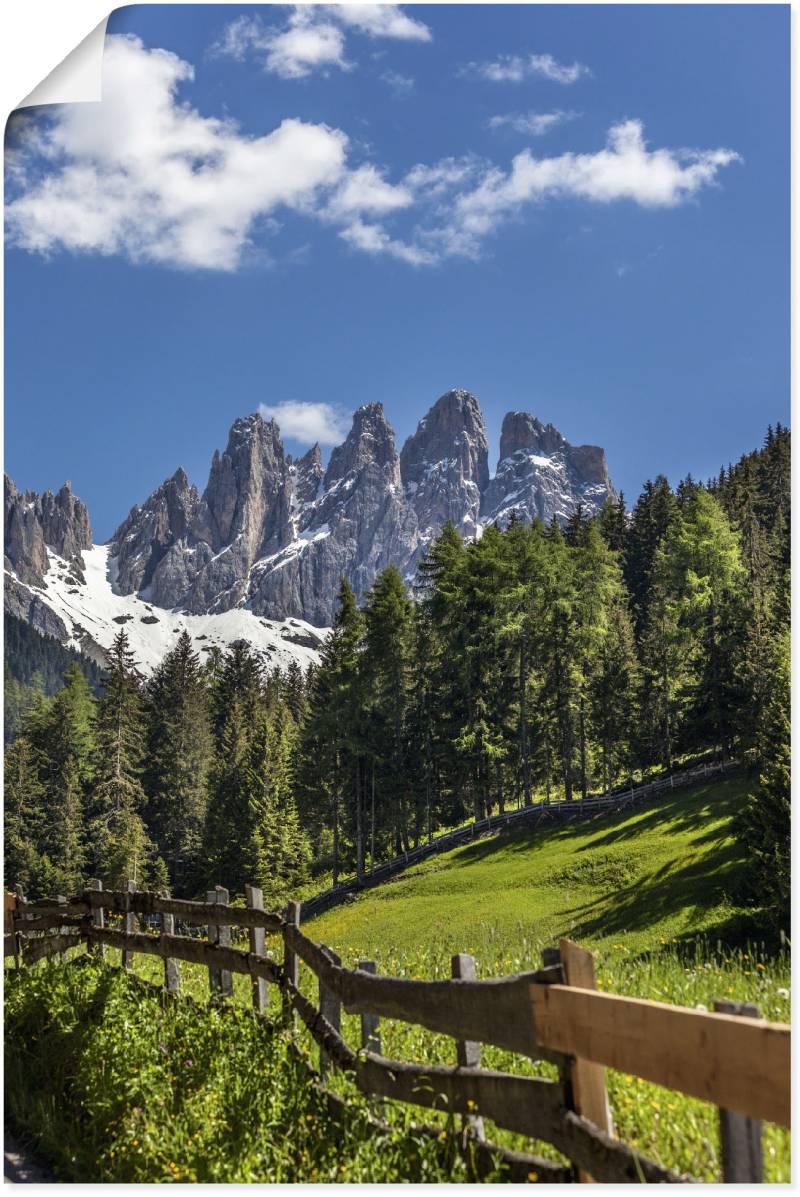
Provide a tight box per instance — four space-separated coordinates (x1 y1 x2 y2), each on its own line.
6 391 616 635
400 389 489 549
480 412 612 527
4 475 91 587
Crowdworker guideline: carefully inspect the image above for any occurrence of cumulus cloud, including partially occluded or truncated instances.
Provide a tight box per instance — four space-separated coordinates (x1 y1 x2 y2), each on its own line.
487 110 579 136
5 35 348 269
213 5 430 79
334 5 431 41
259 400 350 445
464 52 590 84
5 36 740 275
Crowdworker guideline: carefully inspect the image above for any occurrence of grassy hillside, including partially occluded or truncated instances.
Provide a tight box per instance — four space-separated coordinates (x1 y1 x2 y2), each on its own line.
6 773 789 1182
309 772 767 962
306 772 790 1182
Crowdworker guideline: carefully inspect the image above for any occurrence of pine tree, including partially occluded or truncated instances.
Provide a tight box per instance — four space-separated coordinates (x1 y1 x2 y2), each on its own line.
362 567 414 856
203 642 265 894
145 632 212 893
735 631 789 933
4 735 46 895
89 631 151 887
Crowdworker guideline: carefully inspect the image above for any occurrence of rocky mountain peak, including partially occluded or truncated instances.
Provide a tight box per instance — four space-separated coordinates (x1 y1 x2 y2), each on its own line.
292 444 324 509
325 403 399 489
499 411 566 461
4 473 92 589
482 412 613 528
399 389 489 544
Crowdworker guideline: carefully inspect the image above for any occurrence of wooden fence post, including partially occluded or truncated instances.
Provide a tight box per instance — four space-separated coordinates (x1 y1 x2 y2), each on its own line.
283 900 301 1025
558 938 614 1184
714 1000 763 1183
122 879 136 970
89 879 105 960
160 890 180 994
358 961 381 1053
207 886 233 998
245 884 268 1014
56 895 68 961
4 892 19 964
451 953 486 1142
13 886 26 966
318 945 342 1078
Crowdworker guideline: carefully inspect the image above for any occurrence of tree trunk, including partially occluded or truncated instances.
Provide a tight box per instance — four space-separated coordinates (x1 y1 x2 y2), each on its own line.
520 627 531 806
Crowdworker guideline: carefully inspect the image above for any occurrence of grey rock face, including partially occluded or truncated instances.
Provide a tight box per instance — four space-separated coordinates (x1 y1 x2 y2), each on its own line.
247 403 418 624
4 475 92 586
9 394 615 636
400 389 489 545
481 411 614 527
4 573 70 641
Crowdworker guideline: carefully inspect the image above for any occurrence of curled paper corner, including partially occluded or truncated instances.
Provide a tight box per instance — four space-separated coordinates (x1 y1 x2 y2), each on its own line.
17 16 109 110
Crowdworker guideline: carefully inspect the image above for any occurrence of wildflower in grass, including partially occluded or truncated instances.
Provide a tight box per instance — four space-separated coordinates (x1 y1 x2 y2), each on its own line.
756 963 765 971
777 987 789 998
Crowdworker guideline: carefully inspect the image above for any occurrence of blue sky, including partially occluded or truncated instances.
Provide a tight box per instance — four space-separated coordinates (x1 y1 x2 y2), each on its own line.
5 3 789 541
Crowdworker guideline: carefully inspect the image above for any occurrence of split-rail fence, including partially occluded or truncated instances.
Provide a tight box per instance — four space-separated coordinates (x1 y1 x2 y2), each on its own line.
303 758 737 919
4 880 788 1185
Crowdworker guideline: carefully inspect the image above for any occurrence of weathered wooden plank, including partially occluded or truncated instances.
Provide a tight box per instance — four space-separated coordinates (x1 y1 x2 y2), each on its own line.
286 1038 572 1184
557 1111 690 1184
245 885 268 1013
559 938 613 1183
355 1053 565 1144
284 923 566 1062
11 913 86 933
207 887 233 998
89 880 105 960
85 926 281 983
714 999 763 1182
84 889 284 932
160 890 180 994
530 983 790 1127
318 945 342 1077
22 933 84 965
17 899 90 919
452 953 485 1142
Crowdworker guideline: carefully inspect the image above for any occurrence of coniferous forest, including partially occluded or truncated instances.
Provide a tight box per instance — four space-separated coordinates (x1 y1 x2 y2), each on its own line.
4 425 789 928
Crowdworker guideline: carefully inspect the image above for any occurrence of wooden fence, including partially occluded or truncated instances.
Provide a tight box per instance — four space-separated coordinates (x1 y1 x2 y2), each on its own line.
5 882 788 1185
302 759 737 919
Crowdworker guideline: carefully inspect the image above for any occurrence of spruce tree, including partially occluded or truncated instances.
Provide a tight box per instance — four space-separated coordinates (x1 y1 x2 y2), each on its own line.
145 632 212 893
89 631 151 887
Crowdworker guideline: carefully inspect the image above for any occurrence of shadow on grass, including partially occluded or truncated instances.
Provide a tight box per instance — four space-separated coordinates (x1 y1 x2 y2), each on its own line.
434 773 747 873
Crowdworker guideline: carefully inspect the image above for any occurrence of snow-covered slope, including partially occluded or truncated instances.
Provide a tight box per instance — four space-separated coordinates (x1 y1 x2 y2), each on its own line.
11 544 327 675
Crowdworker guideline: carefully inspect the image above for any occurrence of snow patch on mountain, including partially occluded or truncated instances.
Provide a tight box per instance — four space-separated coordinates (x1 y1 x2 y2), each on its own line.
15 544 327 675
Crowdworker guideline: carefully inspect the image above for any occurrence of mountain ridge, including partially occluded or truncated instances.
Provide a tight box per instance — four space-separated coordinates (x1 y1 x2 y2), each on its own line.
4 389 615 668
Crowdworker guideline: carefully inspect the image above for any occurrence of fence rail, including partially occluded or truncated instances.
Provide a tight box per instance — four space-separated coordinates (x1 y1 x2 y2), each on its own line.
302 758 738 919
5 877 787 1185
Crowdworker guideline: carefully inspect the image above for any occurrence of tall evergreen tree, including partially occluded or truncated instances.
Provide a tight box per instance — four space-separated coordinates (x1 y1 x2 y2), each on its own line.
89 631 151 887
145 632 212 893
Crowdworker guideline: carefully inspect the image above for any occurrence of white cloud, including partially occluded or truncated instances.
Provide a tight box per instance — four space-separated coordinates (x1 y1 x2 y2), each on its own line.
380 69 415 96
213 5 431 79
325 163 413 219
487 110 579 136
259 401 350 445
339 218 436 265
334 5 431 41
5 35 348 270
6 36 740 276
447 120 741 255
464 52 590 84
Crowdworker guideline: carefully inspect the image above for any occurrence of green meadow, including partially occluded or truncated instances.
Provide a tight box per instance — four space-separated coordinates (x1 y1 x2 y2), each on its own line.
5 773 790 1182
